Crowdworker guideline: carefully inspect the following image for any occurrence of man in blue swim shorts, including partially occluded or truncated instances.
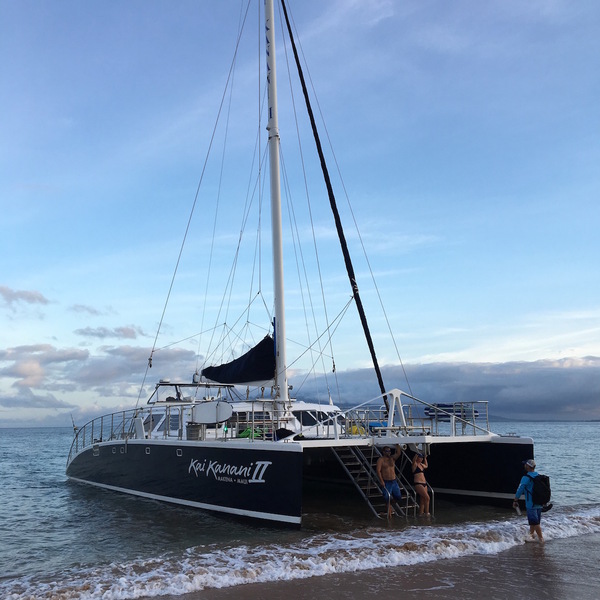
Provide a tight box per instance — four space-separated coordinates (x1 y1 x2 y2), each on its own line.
376 445 403 513
513 458 544 543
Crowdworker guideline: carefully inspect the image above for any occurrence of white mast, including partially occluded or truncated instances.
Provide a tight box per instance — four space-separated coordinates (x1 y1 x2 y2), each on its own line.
265 0 289 404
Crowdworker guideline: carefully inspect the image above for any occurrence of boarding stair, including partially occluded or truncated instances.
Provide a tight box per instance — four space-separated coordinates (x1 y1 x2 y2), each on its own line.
331 445 422 519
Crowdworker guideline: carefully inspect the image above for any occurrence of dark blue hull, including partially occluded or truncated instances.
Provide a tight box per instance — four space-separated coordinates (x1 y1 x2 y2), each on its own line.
67 440 303 524
418 436 535 503
302 436 534 505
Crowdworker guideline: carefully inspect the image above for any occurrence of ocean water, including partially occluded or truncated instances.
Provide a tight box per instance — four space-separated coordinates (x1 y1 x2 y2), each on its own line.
0 422 599 599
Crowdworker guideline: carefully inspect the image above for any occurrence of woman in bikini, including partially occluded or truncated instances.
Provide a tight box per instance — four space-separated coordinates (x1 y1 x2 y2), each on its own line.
412 452 430 516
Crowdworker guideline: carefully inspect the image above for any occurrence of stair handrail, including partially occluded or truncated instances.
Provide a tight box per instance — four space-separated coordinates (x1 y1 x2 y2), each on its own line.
355 445 418 518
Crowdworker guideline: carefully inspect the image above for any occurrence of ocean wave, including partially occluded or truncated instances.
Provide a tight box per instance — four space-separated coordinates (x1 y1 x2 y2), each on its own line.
3 505 600 600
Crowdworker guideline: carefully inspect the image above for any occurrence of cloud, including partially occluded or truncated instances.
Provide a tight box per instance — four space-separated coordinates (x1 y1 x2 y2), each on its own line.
0 386 76 410
0 285 50 308
0 344 89 388
74 325 147 339
299 357 600 421
69 303 104 316
0 341 197 401
410 358 600 420
1 334 598 426
67 345 197 397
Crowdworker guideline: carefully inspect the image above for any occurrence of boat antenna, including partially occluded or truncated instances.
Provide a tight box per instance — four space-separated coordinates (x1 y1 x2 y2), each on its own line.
279 0 388 409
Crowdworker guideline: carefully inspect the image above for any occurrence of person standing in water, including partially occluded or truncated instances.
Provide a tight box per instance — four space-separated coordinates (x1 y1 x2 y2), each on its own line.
412 452 430 516
376 445 403 512
513 458 544 543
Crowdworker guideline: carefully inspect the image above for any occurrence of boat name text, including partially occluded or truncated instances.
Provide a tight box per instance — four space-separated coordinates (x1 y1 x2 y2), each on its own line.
188 458 271 484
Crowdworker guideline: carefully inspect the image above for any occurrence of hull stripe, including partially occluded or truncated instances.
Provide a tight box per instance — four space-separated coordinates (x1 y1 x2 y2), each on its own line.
433 487 515 500
68 476 301 524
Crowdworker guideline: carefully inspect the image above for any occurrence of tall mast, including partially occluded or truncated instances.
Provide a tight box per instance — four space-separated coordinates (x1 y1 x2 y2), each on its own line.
265 0 289 404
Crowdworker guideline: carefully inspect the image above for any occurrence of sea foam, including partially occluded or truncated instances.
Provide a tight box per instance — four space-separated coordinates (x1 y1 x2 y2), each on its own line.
3 505 600 600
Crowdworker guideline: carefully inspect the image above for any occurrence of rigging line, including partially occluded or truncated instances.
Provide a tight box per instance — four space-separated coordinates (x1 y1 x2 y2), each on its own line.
201 310 257 368
232 29 269 338
196 25 237 375
200 324 232 371
289 297 354 391
154 310 268 366
277 8 336 398
256 0 264 303
216 95 271 353
276 296 355 397
135 363 153 408
283 332 334 364
309 115 414 398
146 0 253 373
155 328 220 353
202 141 266 364
320 129 414 396
215 87 270 360
289 297 354 394
279 149 337 399
228 45 268 336
321 160 414 393
196 3 252 375
245 139 270 327
280 0 388 409
276 2 342 405
286 295 352 367
280 157 319 359
226 321 270 356
282 6 412 397
153 314 266 358
200 301 271 372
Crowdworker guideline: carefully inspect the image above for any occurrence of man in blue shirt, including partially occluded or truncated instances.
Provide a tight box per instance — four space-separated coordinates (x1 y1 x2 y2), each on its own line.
513 459 544 543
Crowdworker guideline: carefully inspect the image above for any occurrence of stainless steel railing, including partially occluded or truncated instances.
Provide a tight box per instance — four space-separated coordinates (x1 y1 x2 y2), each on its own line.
67 390 492 466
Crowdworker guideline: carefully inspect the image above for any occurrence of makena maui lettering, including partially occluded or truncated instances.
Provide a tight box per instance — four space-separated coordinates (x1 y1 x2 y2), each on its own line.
189 458 271 483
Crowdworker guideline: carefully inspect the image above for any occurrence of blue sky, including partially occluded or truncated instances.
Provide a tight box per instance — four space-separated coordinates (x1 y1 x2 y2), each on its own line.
1 0 599 426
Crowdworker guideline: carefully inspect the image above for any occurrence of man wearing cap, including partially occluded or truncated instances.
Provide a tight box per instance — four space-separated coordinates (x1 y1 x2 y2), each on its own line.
513 459 544 543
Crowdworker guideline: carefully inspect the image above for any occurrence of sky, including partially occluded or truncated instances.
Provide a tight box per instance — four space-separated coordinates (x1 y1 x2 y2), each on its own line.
1 0 599 427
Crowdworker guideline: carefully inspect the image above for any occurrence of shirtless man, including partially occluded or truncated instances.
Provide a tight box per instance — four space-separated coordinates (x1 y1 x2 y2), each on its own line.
376 445 403 509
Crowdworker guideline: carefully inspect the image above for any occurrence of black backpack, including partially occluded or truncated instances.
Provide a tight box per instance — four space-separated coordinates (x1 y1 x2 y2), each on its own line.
526 473 551 505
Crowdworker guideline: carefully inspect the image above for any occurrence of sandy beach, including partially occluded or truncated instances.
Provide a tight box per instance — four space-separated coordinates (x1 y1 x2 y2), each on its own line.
160 533 600 600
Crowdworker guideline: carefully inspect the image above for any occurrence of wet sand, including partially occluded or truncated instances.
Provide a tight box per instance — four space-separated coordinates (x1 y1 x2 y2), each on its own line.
158 533 600 600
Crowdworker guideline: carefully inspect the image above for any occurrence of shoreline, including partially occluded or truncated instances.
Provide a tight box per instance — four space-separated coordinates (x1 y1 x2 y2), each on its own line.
156 533 600 600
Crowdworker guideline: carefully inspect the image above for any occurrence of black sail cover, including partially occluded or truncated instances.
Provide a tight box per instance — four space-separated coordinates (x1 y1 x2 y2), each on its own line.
201 335 276 385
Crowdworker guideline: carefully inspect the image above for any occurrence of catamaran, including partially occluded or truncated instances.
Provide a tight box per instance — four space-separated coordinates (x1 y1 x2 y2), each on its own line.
66 0 533 525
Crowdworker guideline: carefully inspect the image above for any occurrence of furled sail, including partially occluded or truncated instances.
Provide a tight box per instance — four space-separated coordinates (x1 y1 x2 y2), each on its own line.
201 335 275 385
